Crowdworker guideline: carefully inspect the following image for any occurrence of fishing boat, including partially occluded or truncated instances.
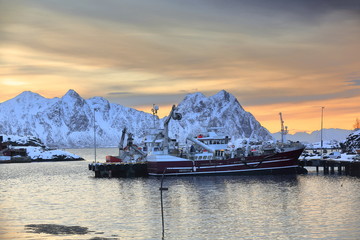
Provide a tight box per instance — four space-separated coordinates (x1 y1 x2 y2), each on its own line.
146 106 306 176
89 105 306 177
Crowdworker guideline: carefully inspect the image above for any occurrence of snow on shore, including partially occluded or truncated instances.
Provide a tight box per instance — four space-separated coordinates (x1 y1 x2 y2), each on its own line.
1 134 83 161
25 147 82 161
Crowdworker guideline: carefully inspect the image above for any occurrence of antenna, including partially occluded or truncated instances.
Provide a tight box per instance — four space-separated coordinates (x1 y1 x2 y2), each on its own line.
151 104 159 115
151 104 159 128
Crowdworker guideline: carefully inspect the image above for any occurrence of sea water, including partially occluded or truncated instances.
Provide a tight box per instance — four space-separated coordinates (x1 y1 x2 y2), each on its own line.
1 148 360 240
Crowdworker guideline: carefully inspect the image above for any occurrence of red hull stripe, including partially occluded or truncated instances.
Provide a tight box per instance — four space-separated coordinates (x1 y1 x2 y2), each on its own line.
161 158 295 170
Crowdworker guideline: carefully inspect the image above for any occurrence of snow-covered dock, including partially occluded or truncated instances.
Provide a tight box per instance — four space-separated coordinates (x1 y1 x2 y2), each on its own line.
300 154 360 177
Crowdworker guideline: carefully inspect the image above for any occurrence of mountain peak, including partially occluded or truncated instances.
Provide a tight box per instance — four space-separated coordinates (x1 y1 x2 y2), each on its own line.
186 92 206 99
63 89 81 99
180 92 206 106
211 90 234 102
16 91 43 99
218 89 229 95
181 90 234 103
87 96 111 111
8 91 45 104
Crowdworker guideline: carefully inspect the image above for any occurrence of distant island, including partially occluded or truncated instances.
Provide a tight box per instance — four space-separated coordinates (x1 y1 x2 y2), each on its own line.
0 135 83 163
272 128 353 143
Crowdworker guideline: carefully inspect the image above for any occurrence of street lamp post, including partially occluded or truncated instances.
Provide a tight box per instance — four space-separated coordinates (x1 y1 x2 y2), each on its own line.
94 108 98 162
321 107 325 159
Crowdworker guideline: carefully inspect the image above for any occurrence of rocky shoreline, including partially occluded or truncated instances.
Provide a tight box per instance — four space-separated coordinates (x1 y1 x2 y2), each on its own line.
0 135 83 163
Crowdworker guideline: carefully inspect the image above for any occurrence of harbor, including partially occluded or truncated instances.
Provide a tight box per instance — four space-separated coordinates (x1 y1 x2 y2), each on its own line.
87 114 360 179
1 149 360 240
1 0 359 238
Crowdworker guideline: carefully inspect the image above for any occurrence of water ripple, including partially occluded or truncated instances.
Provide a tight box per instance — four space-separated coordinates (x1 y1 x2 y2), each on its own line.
1 149 360 239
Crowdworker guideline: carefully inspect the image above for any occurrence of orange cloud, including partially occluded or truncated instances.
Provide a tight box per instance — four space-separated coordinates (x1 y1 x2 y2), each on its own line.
247 94 360 133
0 1 359 133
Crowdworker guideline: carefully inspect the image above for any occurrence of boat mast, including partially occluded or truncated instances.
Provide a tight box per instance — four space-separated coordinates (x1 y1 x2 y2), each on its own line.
279 112 288 144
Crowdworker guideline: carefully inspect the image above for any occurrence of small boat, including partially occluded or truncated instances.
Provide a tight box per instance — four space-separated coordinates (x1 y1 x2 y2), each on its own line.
146 106 306 176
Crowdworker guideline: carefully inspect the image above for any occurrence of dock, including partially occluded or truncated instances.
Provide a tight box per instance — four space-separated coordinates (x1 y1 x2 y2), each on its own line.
88 162 148 178
300 157 360 177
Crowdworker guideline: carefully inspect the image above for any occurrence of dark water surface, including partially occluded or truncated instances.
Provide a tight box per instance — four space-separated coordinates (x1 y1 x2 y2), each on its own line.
1 148 360 240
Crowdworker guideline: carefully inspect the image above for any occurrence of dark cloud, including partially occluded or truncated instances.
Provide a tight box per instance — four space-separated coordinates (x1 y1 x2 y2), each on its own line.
204 0 360 14
2 0 359 75
347 80 360 86
106 88 220 107
0 65 63 76
104 85 360 110
1 0 359 114
107 91 133 96
107 92 187 107
238 87 360 107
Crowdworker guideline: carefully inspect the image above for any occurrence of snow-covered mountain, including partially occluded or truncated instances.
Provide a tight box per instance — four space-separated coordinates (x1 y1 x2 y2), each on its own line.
343 130 360 152
168 90 272 144
0 90 153 147
0 90 272 148
272 129 353 143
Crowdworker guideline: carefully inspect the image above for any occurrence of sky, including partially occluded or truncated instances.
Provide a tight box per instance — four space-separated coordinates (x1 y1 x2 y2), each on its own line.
1 0 359 134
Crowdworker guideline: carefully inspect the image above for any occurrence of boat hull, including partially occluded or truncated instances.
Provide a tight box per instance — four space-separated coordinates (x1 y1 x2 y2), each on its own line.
147 148 306 176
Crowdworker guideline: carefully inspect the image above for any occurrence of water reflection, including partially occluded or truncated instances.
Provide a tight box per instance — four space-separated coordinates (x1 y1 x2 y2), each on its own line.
160 175 300 239
0 148 359 239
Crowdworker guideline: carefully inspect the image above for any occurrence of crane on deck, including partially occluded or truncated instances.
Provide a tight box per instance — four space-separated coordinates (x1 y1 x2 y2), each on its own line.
279 112 288 144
